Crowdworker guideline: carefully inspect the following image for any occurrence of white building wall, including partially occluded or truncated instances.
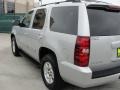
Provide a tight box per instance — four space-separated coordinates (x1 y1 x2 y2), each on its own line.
15 0 34 13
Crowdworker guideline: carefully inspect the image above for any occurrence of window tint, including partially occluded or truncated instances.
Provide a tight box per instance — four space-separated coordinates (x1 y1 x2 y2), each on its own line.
87 7 120 36
32 9 46 29
22 11 33 28
50 6 78 35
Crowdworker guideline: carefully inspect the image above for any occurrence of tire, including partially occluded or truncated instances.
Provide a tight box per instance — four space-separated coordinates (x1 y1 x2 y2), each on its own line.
41 54 63 90
11 36 20 56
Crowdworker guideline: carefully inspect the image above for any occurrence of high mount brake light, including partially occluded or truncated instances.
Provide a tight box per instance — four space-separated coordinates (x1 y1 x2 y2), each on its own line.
107 5 120 11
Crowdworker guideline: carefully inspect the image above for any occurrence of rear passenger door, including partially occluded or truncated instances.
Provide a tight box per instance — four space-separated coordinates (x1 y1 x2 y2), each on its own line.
27 9 47 61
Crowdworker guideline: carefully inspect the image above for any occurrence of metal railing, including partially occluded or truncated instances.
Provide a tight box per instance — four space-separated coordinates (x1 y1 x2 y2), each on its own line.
0 14 24 33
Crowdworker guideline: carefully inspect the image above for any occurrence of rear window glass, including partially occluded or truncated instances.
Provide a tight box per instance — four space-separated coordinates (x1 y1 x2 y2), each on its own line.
50 6 78 35
87 6 120 36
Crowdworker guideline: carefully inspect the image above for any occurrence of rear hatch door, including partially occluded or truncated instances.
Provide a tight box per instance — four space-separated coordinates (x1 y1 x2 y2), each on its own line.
87 5 120 75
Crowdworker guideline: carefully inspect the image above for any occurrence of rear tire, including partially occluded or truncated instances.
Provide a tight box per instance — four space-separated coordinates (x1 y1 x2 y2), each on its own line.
11 36 20 56
41 54 63 90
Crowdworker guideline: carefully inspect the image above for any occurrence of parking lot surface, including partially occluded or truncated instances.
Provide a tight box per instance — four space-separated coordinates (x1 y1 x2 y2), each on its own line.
0 33 120 90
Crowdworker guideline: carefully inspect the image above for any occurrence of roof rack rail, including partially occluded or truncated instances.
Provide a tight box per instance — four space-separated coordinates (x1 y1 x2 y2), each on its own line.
67 0 81 2
40 0 81 6
82 0 110 4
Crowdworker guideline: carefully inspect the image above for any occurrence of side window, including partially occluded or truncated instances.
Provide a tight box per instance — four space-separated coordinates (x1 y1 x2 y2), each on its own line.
22 11 34 28
50 6 78 35
32 9 46 29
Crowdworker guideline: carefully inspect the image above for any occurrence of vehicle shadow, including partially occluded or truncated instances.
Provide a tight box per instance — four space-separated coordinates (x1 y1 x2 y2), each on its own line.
19 50 117 90
62 83 111 90
19 50 40 69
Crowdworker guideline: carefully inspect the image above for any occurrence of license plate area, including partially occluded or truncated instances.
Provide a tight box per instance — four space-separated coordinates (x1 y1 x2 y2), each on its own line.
117 48 120 57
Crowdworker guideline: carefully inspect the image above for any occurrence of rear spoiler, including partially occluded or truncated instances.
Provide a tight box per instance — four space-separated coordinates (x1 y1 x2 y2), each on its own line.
87 5 120 12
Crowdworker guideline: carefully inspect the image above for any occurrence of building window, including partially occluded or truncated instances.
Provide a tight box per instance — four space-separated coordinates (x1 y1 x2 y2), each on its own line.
0 0 15 14
7 0 15 14
0 0 4 14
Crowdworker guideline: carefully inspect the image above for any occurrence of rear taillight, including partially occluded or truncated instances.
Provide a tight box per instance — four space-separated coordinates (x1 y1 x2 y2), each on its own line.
74 36 90 67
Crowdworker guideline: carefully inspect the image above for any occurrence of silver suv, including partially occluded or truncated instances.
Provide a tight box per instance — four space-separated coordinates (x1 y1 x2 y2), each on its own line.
11 0 120 89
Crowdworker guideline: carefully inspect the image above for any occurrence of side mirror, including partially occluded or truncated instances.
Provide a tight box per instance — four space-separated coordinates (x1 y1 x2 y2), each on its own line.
13 19 25 27
13 16 24 27
13 19 20 26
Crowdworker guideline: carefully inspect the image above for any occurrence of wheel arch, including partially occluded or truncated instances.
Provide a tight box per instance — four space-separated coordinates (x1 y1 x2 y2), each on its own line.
11 33 15 39
39 47 57 63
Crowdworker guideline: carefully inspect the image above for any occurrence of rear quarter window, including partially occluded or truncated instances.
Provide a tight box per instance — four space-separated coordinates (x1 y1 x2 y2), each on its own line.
50 6 78 35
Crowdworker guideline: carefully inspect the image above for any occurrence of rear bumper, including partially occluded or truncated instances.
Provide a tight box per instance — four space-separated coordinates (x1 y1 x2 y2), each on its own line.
60 62 120 88
92 66 120 79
